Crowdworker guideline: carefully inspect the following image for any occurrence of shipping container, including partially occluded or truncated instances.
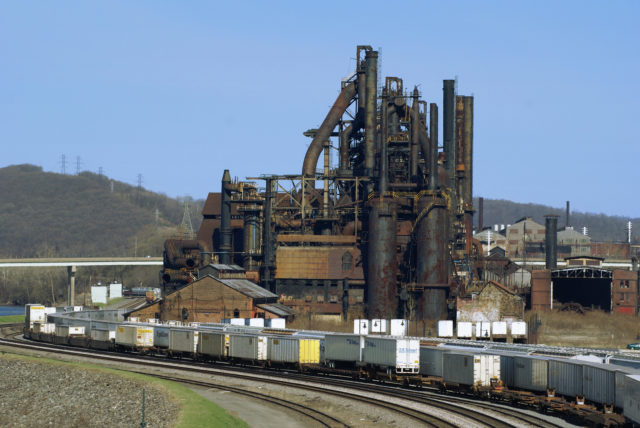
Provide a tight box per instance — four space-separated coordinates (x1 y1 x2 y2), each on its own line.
615 366 638 409
267 318 286 329
499 354 515 387
228 334 267 361
457 322 473 338
475 322 491 339
268 336 299 363
390 319 408 336
419 346 444 377
198 331 226 359
437 320 454 338
153 325 170 349
513 355 548 392
115 325 154 348
491 322 507 337
610 357 640 370
299 339 321 364
169 328 198 354
55 325 85 337
362 337 419 373
324 333 363 364
25 304 46 329
247 318 265 327
624 374 640 424
90 329 112 342
370 319 388 334
583 363 616 405
230 318 245 326
353 319 369 335
33 322 55 335
548 359 583 398
511 321 527 337
442 352 500 387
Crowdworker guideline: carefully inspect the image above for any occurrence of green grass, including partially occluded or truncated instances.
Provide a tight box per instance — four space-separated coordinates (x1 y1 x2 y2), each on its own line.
0 314 25 323
1 352 248 428
94 296 126 309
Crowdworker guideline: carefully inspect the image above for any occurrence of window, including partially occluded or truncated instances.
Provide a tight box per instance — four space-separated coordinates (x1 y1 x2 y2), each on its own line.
342 251 353 271
233 308 240 318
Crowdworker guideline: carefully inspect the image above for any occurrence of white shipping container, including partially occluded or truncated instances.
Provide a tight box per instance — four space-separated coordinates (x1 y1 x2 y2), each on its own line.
44 307 57 316
169 328 198 353
91 286 108 304
109 283 123 299
475 322 491 339
353 319 369 335
624 374 640 424
370 319 388 334
511 321 527 336
267 318 286 329
73 306 83 312
492 321 507 336
55 325 85 337
457 322 473 338
437 320 454 338
115 325 154 348
25 304 46 327
390 319 408 336
91 329 111 342
230 318 245 326
248 318 265 327
362 337 419 373
443 353 501 387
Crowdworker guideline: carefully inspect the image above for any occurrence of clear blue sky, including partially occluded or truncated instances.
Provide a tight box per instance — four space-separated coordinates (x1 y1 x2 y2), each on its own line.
1 1 638 217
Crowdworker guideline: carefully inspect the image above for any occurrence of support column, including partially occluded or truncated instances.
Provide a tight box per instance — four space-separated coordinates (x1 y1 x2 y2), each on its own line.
67 265 76 306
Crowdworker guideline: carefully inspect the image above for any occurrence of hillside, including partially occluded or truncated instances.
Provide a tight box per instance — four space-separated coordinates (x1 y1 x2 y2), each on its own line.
476 197 639 243
0 164 203 258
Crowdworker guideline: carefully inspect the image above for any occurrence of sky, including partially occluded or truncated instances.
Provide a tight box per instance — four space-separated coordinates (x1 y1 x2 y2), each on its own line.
1 1 639 217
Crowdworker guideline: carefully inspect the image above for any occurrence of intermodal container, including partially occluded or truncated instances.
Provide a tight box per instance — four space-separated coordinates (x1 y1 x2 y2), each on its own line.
443 352 500 387
324 334 363 362
299 339 320 364
228 334 267 361
513 355 548 392
154 325 170 349
548 359 583 398
583 363 615 405
169 328 198 354
615 366 638 409
419 346 444 377
55 325 85 336
362 337 419 373
268 336 298 363
456 322 473 338
115 325 154 348
624 374 640 424
198 331 226 359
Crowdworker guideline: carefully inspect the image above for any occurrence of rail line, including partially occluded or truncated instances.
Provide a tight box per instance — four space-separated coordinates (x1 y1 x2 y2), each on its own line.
0 335 572 427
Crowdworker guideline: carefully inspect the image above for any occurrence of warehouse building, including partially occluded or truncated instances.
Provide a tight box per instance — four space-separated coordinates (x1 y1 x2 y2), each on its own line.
128 264 294 322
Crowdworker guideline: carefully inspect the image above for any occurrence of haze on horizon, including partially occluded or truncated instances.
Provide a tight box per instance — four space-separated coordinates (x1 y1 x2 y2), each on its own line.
1 1 638 217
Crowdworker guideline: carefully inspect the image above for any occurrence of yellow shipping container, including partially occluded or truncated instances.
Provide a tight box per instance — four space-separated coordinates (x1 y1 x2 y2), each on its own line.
299 339 320 364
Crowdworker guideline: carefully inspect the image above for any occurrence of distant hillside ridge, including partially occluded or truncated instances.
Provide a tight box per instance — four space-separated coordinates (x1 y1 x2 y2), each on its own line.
475 197 640 243
0 164 204 258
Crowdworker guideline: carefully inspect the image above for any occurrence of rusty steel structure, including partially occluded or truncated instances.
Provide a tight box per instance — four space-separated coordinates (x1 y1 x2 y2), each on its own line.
186 46 478 320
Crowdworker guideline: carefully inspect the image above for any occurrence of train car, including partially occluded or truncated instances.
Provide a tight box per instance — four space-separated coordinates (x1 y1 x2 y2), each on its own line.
266 336 321 367
168 328 198 358
198 330 227 361
510 355 548 393
115 324 154 353
89 328 114 351
548 358 583 399
362 336 419 374
624 374 640 425
419 345 445 378
228 333 267 364
442 352 500 389
153 324 170 351
324 333 363 369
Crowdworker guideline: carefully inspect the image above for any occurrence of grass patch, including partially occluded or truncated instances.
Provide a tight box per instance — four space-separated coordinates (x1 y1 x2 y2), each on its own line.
0 314 25 324
1 351 248 428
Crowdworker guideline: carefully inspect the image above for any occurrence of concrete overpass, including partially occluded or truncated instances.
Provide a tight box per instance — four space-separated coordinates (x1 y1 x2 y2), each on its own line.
0 257 163 306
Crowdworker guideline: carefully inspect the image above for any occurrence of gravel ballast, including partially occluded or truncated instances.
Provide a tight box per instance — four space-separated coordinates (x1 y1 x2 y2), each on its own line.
0 354 180 428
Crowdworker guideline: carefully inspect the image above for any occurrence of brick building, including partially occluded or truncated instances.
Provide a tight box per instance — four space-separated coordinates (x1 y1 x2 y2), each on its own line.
456 281 525 323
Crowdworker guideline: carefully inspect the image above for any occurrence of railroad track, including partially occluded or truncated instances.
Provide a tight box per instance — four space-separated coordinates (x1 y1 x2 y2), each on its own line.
0 339 552 427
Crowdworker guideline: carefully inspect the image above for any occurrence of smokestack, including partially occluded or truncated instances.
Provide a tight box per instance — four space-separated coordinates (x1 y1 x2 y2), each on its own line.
566 201 570 228
545 215 558 269
364 50 378 181
478 197 484 231
429 103 438 190
260 177 275 291
379 88 389 194
462 96 473 206
410 87 420 182
220 170 232 265
443 80 456 191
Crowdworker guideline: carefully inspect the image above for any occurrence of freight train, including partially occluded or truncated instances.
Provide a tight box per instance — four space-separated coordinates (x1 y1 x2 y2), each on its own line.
22 308 640 426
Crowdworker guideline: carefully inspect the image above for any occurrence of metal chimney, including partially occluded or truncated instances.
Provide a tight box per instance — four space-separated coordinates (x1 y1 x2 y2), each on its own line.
545 215 559 269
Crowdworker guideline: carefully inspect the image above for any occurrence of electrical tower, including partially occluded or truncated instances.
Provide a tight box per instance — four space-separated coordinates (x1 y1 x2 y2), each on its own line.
179 198 195 239
60 154 67 174
75 156 81 175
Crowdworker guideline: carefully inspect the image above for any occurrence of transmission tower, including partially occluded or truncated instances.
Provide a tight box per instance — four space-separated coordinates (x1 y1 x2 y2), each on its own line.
179 198 195 239
60 154 67 174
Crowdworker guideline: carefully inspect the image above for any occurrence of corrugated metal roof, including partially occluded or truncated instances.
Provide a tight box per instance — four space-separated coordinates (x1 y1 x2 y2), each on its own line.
207 264 245 272
257 303 295 317
215 277 277 299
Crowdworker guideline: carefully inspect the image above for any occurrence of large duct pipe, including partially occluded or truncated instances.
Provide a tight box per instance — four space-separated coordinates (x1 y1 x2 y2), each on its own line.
379 88 389 194
429 103 438 190
364 50 378 180
545 215 559 269
443 80 456 191
243 204 261 270
410 87 420 181
415 195 448 320
260 178 276 291
302 82 357 177
339 123 353 171
220 170 232 265
366 197 398 318
462 96 474 206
